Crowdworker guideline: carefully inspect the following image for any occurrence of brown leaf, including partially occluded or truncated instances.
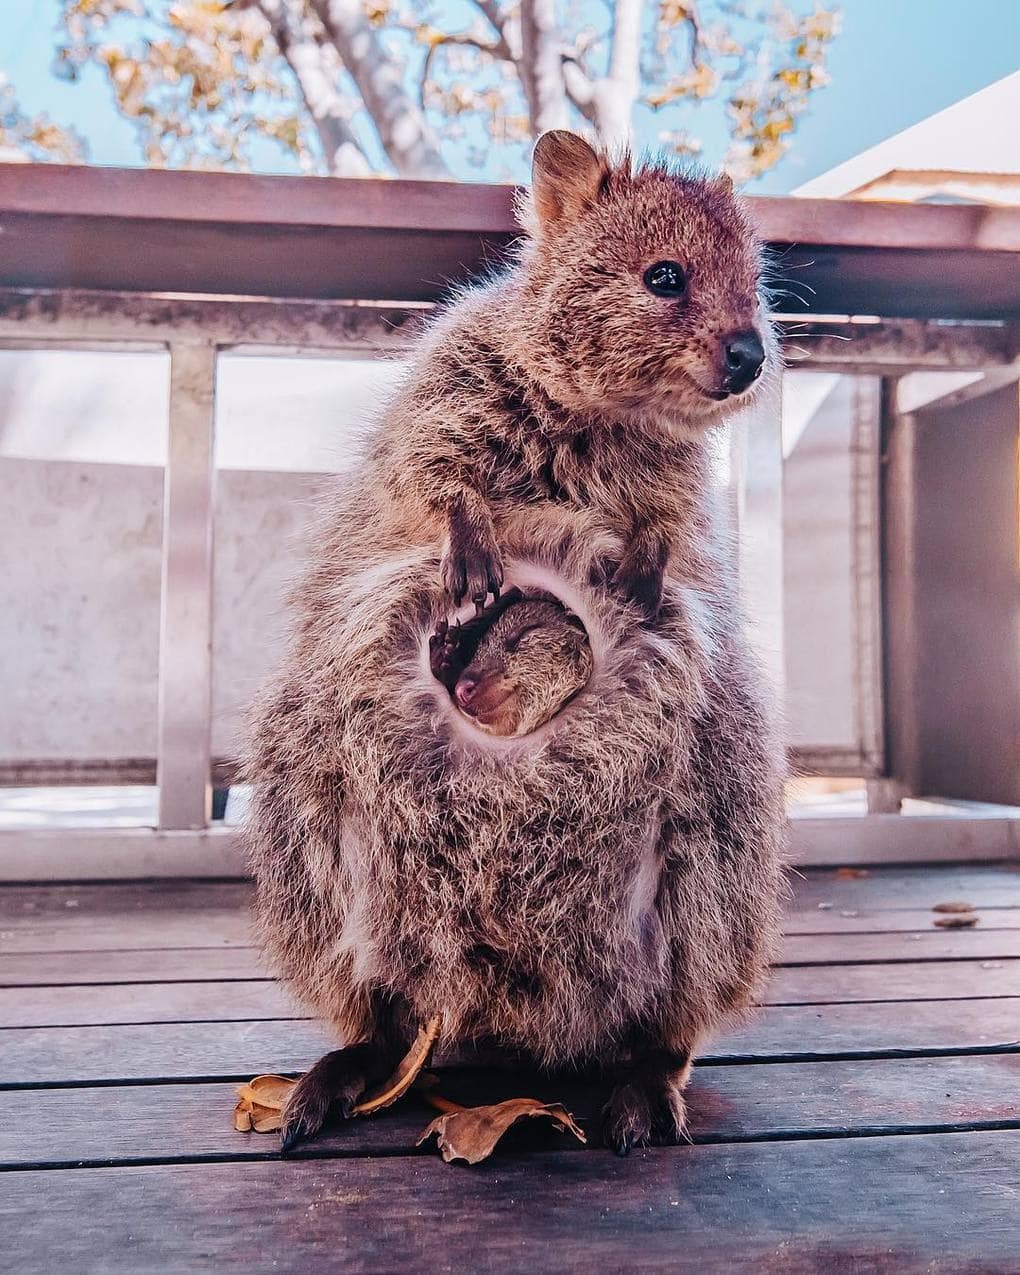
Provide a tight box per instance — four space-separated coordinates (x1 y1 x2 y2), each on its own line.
233 1073 295 1133
835 867 870 879
417 1098 587 1164
232 1016 441 1133
352 1015 442 1116
237 1074 295 1109
933 901 976 914
934 914 979 929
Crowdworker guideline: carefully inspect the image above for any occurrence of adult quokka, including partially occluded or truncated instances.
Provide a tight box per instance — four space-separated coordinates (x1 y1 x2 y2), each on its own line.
246 131 786 1156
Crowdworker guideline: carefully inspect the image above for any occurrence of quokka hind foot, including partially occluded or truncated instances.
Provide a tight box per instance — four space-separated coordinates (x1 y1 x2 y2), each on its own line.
279 1042 396 1153
602 1053 690 1157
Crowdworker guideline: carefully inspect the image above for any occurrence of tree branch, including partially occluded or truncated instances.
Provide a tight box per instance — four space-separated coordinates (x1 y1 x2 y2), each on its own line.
419 32 510 111
561 56 596 123
518 0 569 133
253 0 372 176
310 0 451 178
466 0 521 58
592 0 642 148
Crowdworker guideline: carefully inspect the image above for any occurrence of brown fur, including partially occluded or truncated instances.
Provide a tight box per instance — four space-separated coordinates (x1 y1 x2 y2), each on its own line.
245 133 787 1154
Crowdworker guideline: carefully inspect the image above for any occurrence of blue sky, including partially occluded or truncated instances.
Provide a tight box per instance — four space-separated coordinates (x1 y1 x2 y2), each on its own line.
2 0 1018 192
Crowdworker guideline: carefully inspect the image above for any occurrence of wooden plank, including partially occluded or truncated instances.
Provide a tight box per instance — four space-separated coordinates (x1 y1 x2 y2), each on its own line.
5 930 1020 989
718 998 1020 1061
788 865 1020 911
0 946 264 986
2 868 1015 951
0 292 1011 371
0 827 248 882
3 821 1017 881
2 864 1016 917
4 999 1018 1087
0 979 298 1028
767 960 1020 1004
3 1054 1018 1169
5 165 1019 252
2 165 1019 317
781 930 1020 964
0 881 253 952
0 1019 334 1086
3 1131 1019 1273
6 927 1020 987
6 957 1017 1027
783 906 1020 934
13 905 1020 970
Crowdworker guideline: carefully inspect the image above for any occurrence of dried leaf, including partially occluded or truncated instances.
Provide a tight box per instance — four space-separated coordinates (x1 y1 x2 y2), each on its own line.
232 1016 441 1133
835 867 869 879
233 1073 295 1133
352 1016 442 1115
251 1104 287 1133
934 914 979 929
933 901 976 914
237 1074 295 1109
417 1098 587 1164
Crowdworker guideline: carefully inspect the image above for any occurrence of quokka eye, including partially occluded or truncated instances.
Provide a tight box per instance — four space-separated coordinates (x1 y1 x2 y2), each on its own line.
643 260 687 298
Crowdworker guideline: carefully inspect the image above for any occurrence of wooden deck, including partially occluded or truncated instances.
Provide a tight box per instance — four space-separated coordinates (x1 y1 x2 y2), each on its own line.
2 863 1019 1272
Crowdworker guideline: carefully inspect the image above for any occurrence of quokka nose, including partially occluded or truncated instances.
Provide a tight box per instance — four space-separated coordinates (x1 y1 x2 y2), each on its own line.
722 329 765 393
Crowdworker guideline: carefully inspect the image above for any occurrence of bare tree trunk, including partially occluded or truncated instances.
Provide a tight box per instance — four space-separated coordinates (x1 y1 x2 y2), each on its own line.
592 0 642 149
257 0 372 176
310 0 451 178
518 0 570 133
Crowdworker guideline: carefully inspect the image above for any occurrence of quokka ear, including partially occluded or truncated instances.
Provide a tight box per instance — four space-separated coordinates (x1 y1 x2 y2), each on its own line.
531 131 609 230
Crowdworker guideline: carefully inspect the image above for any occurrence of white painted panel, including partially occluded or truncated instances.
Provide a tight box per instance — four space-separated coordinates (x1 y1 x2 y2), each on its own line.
0 457 321 765
782 373 883 771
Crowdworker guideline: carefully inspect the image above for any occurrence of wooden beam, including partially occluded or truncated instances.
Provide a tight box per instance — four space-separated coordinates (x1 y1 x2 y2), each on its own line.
1 166 1018 317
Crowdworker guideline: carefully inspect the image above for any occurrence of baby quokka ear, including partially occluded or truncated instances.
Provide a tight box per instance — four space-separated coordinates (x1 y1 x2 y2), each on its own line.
530 130 610 231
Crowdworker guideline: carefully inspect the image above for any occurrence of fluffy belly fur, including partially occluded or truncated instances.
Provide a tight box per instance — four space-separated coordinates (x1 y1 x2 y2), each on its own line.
246 537 785 1069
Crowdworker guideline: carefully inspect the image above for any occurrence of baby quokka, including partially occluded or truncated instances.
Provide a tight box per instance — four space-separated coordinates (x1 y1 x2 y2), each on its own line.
247 131 785 1156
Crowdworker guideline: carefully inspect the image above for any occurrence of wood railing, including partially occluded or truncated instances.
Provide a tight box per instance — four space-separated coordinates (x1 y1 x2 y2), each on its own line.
0 168 1017 878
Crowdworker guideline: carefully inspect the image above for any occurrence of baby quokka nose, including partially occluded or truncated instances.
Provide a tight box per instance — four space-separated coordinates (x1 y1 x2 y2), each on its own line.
721 329 765 395
455 675 480 708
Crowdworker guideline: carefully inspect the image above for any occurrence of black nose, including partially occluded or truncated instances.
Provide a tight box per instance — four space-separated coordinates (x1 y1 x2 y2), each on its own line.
722 329 765 394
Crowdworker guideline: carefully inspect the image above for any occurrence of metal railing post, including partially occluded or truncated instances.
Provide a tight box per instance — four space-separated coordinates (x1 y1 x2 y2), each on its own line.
731 378 786 703
156 342 217 830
